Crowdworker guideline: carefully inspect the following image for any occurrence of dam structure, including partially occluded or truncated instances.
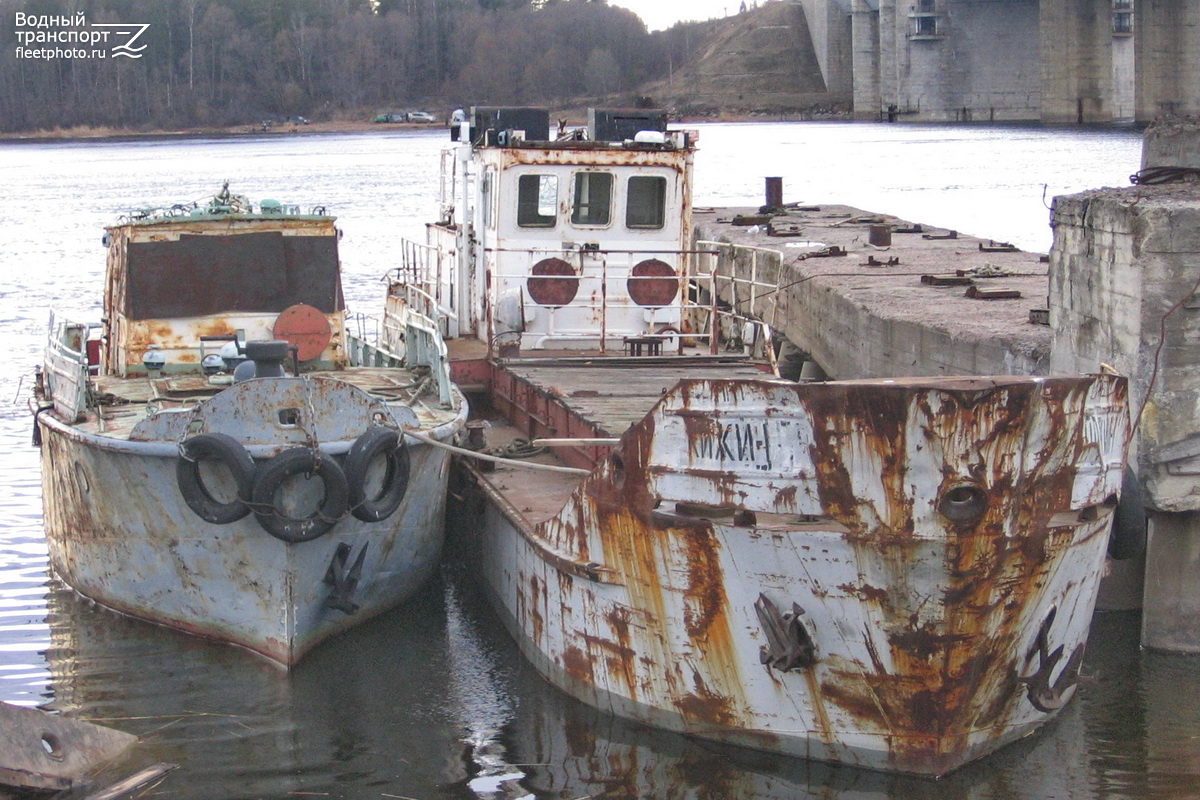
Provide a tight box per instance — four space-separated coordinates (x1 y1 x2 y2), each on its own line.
780 0 1200 123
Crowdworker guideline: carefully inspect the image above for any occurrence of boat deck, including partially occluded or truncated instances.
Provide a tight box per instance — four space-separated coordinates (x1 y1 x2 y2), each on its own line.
467 353 779 527
80 366 460 440
499 356 772 435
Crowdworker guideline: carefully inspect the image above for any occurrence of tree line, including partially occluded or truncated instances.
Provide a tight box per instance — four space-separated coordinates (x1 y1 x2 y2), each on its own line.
0 0 707 133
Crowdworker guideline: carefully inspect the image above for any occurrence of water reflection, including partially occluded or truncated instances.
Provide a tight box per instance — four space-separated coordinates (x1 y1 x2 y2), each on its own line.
41 574 483 799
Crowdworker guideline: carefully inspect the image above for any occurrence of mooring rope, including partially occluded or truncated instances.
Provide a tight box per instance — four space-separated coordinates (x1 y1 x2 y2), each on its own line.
404 429 591 476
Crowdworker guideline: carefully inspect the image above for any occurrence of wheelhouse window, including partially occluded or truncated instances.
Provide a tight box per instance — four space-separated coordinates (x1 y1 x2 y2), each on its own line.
571 172 613 226
517 174 558 228
626 176 667 229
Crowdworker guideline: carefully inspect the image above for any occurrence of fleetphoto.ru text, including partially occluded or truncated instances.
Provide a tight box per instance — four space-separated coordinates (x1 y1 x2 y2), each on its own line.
13 11 148 60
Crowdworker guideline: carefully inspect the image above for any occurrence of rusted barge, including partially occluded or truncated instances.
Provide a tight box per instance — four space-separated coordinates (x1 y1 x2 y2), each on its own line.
386 108 1131 775
34 187 466 666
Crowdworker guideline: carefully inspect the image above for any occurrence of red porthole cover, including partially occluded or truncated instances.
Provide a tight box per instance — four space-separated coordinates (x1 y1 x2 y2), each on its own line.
528 257 579 307
273 303 332 362
628 259 678 307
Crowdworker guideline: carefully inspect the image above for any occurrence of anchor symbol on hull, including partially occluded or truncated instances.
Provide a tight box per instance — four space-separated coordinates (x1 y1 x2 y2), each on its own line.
755 593 818 672
324 542 368 614
1020 605 1085 712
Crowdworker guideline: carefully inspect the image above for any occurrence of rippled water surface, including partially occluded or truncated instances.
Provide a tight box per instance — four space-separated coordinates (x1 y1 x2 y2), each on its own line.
4 122 1199 799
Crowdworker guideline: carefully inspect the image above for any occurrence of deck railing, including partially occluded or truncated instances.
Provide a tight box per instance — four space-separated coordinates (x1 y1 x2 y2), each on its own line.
388 237 779 363
43 312 92 421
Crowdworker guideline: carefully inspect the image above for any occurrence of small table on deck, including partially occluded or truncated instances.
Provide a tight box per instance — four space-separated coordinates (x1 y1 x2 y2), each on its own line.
623 336 663 357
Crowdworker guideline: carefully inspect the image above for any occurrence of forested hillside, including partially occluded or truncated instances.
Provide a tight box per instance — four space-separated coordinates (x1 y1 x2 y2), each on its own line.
0 0 707 132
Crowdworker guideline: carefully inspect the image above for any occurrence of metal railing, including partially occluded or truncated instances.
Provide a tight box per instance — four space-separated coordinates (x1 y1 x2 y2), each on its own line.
389 238 459 337
43 312 93 421
696 240 785 330
388 236 781 363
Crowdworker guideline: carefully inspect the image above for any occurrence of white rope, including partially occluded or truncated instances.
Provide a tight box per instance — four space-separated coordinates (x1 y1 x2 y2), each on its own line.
405 429 592 475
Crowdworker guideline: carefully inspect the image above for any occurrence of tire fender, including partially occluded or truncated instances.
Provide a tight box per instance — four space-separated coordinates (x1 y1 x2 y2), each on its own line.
345 426 411 523
252 447 349 543
177 433 256 524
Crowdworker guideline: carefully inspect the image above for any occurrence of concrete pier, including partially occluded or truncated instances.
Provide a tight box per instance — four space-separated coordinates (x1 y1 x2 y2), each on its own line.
694 207 1051 381
1050 121 1200 651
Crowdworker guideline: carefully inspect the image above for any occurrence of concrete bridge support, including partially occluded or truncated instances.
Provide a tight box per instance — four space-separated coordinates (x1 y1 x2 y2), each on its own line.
1135 0 1200 120
820 0 1184 123
837 0 1044 121
1039 0 1134 123
849 0 882 118
799 0 854 100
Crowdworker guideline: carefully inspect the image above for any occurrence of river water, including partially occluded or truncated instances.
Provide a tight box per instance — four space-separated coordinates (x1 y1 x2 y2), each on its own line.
4 122 1196 800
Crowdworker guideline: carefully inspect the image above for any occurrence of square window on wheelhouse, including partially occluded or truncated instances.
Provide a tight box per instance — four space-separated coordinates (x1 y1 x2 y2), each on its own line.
517 174 558 228
571 172 613 226
626 176 667 229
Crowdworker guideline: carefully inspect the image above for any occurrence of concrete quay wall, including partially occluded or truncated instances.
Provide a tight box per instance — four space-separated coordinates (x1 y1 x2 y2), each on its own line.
695 206 1051 381
1051 187 1200 513
1050 184 1200 651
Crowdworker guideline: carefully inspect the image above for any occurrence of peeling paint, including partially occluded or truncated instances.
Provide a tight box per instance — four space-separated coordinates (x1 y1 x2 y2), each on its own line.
471 372 1131 775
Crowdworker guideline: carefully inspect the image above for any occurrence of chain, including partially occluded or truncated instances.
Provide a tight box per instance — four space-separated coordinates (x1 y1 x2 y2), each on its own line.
300 375 322 456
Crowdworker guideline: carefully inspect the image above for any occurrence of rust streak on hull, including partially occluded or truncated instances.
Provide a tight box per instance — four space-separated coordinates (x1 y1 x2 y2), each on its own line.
461 370 1130 776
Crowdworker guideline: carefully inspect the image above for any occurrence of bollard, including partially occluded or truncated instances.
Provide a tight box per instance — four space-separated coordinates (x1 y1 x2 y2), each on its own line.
765 176 783 209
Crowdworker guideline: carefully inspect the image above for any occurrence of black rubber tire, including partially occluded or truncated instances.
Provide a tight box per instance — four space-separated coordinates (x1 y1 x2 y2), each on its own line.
177 433 256 524
1109 465 1147 561
344 426 411 523
251 447 350 543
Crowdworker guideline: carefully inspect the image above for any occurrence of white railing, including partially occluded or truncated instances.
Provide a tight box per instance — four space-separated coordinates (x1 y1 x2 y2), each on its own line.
391 238 459 338
384 235 780 364
696 240 785 329
485 245 776 362
43 312 93 421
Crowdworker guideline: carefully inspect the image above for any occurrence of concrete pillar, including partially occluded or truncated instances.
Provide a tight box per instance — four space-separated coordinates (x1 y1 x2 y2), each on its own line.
1136 0 1200 121
799 0 855 100
1039 0 1112 123
1143 512 1200 651
878 0 899 114
855 0 1039 122
850 0 881 119
1050 121 1200 650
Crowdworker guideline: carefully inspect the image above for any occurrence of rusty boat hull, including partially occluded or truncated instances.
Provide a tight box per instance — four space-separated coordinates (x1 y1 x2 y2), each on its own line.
35 191 468 666
460 374 1129 776
38 376 465 666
